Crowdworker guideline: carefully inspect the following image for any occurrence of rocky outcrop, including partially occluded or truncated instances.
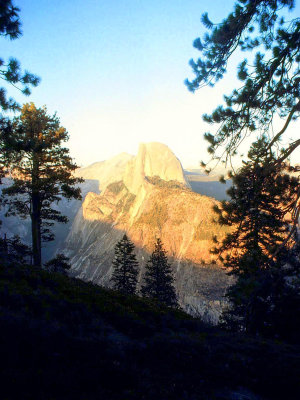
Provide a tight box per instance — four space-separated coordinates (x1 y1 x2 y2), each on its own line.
64 143 233 322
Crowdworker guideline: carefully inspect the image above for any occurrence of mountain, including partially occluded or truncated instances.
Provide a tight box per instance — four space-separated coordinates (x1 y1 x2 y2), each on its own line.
122 142 190 194
75 152 133 191
0 142 233 320
0 153 132 261
63 143 233 321
187 179 231 201
184 168 231 201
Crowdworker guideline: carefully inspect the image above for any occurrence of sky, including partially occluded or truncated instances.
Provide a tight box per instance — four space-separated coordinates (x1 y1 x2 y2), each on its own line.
1 0 300 168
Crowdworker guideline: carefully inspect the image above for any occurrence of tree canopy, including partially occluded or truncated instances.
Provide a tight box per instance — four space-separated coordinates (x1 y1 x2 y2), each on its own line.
212 137 299 338
45 253 71 275
212 137 298 269
111 234 139 295
0 0 39 111
186 0 300 163
141 238 178 308
0 103 82 266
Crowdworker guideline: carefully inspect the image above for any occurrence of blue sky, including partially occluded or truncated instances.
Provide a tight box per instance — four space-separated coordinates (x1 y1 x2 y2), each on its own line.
2 0 299 167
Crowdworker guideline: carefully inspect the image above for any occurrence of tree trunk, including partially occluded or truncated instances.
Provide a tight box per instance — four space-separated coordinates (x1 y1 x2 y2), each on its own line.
31 153 41 266
31 191 41 266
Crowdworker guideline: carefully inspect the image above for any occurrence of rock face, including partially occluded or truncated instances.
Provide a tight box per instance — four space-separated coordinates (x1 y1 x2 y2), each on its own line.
64 143 232 322
123 143 190 195
75 152 133 191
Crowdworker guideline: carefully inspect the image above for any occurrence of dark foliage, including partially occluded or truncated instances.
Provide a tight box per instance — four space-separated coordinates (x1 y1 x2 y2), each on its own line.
0 103 83 266
212 138 300 340
0 234 31 264
44 253 71 275
0 262 299 399
186 0 300 163
111 234 139 295
0 0 39 111
141 238 178 308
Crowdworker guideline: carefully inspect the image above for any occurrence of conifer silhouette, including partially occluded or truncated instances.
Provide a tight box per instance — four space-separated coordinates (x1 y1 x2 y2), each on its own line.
141 238 178 307
111 234 139 295
212 138 299 337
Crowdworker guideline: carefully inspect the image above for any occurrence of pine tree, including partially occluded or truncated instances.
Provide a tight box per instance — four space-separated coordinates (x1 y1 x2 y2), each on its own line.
0 1 39 185
0 0 39 111
45 253 71 275
186 1 300 230
141 238 178 307
0 234 31 265
212 138 299 337
111 234 139 295
186 0 300 162
0 103 83 266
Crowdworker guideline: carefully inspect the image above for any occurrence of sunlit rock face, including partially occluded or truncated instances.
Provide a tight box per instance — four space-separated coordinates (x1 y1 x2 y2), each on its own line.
63 142 232 322
75 152 133 191
123 142 190 195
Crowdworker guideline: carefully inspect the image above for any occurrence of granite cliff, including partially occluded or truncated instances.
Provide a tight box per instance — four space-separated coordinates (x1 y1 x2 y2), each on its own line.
64 143 232 321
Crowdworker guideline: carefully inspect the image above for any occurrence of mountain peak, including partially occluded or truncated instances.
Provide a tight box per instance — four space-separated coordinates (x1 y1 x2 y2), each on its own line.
124 142 189 194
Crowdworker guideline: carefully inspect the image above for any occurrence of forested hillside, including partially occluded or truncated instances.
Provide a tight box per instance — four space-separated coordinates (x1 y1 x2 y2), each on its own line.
1 262 299 400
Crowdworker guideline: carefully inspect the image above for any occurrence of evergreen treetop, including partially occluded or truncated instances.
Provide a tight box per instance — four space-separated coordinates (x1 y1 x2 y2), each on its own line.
111 234 139 295
212 137 299 276
141 238 178 308
45 253 71 275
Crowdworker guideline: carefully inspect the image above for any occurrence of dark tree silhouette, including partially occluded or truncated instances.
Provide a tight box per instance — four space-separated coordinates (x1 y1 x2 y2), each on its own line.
141 238 178 307
0 103 83 266
212 138 299 338
45 253 71 275
0 234 31 264
186 0 299 162
0 0 39 111
111 234 139 295
186 1 300 229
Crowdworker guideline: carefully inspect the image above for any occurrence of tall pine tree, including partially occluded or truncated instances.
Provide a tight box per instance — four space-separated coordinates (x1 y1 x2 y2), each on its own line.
111 234 139 295
141 238 178 308
212 138 299 338
0 103 82 266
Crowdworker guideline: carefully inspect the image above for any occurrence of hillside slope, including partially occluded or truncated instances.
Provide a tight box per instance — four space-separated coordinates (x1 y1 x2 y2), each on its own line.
1 262 299 400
